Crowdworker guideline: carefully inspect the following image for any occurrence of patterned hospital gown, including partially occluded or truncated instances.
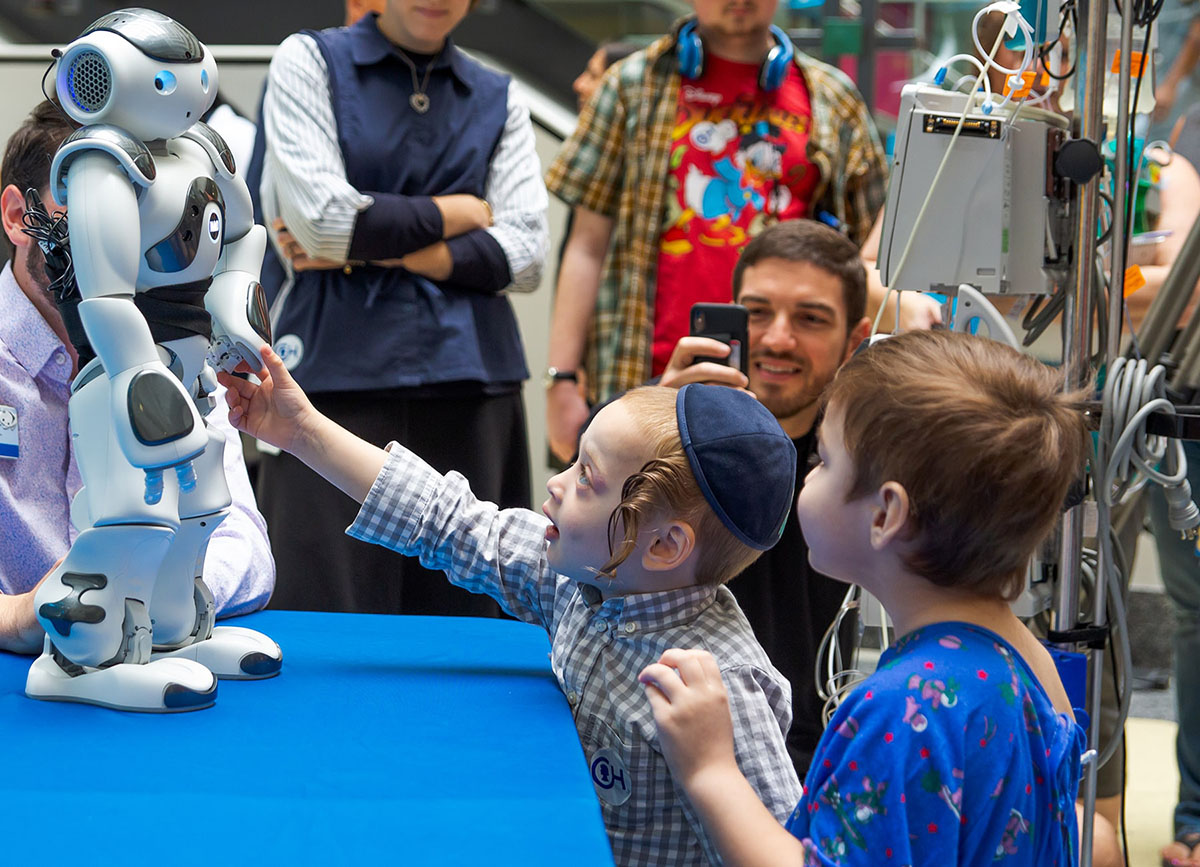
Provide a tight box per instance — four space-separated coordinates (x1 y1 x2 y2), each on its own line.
785 622 1086 866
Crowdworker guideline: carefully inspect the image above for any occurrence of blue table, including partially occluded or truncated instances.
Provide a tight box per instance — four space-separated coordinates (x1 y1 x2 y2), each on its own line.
0 610 613 865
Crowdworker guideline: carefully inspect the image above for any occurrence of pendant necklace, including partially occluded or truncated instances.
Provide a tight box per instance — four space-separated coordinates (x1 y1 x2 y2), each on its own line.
395 47 434 114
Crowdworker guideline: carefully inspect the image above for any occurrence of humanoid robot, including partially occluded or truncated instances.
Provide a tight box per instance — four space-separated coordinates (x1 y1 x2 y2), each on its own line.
24 8 282 712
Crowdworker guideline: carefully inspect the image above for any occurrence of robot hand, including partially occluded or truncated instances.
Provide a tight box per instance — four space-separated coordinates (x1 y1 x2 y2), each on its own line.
207 223 271 373
206 269 271 373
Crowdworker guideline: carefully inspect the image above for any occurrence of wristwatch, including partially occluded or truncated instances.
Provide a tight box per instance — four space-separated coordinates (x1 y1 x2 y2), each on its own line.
544 367 579 388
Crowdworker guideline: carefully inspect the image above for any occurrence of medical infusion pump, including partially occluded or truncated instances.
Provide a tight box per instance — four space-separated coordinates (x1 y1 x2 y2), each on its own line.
879 84 1072 297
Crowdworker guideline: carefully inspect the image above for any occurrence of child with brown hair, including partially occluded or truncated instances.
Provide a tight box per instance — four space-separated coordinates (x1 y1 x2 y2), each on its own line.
219 347 802 866
640 330 1093 866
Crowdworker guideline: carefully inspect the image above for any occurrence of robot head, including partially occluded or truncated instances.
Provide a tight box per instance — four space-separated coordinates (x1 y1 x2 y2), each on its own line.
55 8 218 141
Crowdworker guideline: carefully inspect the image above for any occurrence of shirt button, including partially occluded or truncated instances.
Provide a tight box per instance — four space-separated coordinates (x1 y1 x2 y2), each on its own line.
593 619 608 633
623 622 637 634
567 691 580 706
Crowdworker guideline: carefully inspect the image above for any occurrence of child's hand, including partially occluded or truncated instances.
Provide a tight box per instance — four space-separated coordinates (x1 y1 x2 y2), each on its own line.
639 648 739 791
216 345 317 455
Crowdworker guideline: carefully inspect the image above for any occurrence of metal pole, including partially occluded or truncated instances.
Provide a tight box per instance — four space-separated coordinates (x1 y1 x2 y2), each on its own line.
1107 0 1137 363
1064 0 1106 393
1054 509 1085 634
1062 1 1110 864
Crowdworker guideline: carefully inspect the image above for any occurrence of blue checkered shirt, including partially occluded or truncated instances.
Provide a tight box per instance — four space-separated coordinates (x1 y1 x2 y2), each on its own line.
348 445 803 866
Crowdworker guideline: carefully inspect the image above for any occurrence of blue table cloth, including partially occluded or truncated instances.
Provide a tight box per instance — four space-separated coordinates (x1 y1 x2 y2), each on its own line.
0 610 613 865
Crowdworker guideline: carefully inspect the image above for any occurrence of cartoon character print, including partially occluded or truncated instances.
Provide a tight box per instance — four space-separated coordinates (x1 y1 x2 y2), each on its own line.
902 695 928 733
847 776 889 825
662 115 791 255
979 715 999 749
803 837 846 866
814 772 890 855
735 120 787 197
994 642 1043 738
683 159 763 222
921 765 965 823
895 634 964 733
816 775 867 851
994 809 1030 859
902 672 958 733
680 120 784 224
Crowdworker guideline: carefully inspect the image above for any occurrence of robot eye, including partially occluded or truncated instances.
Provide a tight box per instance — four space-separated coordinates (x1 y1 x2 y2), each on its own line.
200 69 209 93
154 71 177 95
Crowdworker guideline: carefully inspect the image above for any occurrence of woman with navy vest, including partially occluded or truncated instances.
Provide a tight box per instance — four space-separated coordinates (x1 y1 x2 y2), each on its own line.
257 0 549 614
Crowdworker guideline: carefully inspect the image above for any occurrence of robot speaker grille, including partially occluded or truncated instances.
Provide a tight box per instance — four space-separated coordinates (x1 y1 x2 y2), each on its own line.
67 51 111 113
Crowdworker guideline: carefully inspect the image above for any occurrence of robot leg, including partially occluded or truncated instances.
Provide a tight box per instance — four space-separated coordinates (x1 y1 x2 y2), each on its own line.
149 419 282 679
25 360 216 712
26 526 217 711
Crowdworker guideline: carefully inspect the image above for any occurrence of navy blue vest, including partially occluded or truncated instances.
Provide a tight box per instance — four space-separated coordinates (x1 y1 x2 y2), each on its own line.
273 18 527 393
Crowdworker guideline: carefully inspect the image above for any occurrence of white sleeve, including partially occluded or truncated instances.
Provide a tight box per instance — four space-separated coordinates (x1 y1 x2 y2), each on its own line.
484 79 550 293
260 33 372 263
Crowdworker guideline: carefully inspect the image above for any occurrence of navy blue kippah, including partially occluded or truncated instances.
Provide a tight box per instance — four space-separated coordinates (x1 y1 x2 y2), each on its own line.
675 384 797 550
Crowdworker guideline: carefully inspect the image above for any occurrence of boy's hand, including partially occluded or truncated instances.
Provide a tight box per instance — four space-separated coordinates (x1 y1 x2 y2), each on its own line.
216 345 318 456
639 648 739 791
659 337 751 393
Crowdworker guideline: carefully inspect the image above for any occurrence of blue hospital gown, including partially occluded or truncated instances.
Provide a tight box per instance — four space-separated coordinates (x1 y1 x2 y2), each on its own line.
785 622 1086 866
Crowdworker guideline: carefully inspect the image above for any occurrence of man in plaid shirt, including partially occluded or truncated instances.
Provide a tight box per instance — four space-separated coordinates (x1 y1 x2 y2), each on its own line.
544 0 890 464
220 348 804 866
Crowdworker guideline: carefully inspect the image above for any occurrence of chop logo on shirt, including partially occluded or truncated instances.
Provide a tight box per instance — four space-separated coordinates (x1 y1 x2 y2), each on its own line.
590 747 633 805
274 334 305 370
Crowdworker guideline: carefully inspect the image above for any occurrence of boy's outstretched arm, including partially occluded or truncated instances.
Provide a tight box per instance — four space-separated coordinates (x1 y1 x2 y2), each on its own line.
639 648 804 867
217 346 388 504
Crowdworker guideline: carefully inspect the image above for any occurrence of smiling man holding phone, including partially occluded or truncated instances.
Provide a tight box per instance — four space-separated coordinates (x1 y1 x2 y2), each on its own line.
661 219 870 776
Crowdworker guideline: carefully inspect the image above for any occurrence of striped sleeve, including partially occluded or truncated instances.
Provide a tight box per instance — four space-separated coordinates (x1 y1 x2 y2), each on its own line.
347 444 562 631
480 78 550 293
260 33 371 263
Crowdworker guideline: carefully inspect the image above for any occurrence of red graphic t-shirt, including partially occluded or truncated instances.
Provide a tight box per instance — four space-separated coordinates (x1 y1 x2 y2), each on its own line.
652 55 816 375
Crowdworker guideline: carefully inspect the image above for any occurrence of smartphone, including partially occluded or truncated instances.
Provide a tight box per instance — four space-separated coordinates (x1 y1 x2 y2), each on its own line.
689 303 749 377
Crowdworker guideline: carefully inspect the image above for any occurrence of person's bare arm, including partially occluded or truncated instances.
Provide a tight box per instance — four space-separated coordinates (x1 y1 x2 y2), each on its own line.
639 649 804 867
1155 17 1200 122
219 347 387 505
1125 149 1200 331
546 206 613 462
0 590 42 654
0 568 54 655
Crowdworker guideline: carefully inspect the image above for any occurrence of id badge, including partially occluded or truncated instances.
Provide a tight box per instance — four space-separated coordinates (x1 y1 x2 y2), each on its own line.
0 405 18 459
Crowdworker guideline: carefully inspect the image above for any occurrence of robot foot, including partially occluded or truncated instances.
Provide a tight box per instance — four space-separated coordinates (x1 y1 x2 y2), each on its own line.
26 649 217 712
152 625 282 680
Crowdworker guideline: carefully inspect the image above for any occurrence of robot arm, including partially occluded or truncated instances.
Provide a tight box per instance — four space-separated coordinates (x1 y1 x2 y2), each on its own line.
65 150 208 489
206 167 271 373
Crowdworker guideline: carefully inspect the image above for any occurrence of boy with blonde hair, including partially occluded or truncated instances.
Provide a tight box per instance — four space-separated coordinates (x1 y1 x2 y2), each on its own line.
219 347 802 866
641 330 1093 865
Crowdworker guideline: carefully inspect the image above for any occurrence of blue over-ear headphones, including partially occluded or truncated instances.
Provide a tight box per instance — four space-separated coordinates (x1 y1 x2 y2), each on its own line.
676 20 794 91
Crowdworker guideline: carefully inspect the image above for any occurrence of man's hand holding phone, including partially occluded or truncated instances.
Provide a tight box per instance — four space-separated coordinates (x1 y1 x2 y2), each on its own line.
659 336 751 392
660 303 752 392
